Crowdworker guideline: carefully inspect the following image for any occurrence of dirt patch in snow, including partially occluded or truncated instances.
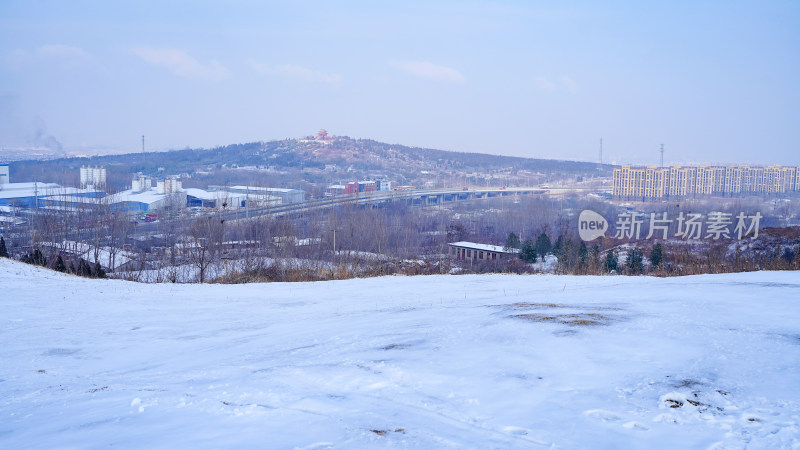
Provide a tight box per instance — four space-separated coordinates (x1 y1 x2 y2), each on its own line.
508 302 565 309
512 312 613 326
371 428 405 435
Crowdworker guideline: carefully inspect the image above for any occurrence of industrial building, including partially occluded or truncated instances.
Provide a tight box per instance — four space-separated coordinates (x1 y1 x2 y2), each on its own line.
448 241 519 262
208 185 305 204
343 180 392 194
0 164 64 207
110 190 184 212
612 164 800 201
116 179 283 212
326 185 346 196
1 163 307 216
184 188 255 210
107 175 187 212
0 182 63 207
0 165 105 210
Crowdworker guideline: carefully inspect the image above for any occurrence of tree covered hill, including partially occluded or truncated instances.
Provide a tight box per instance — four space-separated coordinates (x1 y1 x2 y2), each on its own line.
8 137 612 191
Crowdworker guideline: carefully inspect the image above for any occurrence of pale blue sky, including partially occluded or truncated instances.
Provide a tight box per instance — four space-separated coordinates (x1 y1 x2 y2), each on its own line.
1 1 798 165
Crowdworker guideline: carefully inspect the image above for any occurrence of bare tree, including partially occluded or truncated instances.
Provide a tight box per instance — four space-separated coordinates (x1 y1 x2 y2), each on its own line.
187 215 225 282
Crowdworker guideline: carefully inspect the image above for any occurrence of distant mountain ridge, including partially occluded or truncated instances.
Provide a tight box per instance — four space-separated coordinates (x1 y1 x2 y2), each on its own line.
8 136 613 190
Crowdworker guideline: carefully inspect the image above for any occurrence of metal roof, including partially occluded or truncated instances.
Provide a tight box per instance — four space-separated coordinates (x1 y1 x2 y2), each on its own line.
448 241 519 253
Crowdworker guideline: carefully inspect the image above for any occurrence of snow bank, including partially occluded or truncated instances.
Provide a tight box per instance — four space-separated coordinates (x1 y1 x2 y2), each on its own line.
0 258 798 448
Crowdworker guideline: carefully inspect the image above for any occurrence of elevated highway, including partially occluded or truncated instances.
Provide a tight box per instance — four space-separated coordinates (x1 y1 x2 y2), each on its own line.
133 185 610 232
221 185 609 222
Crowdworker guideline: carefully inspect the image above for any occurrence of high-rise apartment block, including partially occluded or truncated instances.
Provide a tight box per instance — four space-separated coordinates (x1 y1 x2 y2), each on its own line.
612 164 800 201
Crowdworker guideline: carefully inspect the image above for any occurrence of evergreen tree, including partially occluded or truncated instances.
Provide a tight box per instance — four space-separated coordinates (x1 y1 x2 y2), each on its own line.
605 250 618 273
446 222 467 241
552 235 564 257
781 247 795 265
78 259 91 277
649 243 664 269
535 232 551 257
31 249 46 267
626 248 644 274
54 255 66 272
93 262 107 279
578 241 588 268
504 232 521 251
519 238 537 263
68 262 76 274
0 236 8 258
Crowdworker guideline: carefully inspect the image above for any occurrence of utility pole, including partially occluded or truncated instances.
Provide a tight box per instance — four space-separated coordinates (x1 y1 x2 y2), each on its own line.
31 181 39 247
142 135 145 154
660 144 664 168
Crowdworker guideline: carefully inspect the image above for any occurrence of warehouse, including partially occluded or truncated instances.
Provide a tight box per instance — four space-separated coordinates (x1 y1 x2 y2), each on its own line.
0 182 68 207
184 188 250 209
448 241 519 262
208 185 305 204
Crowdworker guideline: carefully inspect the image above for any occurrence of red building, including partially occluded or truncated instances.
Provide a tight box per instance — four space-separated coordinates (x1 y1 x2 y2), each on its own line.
316 129 332 141
359 181 377 192
345 182 359 194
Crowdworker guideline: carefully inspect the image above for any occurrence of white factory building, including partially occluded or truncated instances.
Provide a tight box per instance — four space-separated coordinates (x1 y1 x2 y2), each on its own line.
108 175 187 212
36 174 179 213
0 163 78 208
184 188 253 210
0 182 63 208
0 163 307 215
207 185 305 204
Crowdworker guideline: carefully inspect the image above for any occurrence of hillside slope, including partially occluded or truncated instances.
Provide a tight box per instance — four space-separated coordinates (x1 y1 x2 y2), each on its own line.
1 260 797 448
9 137 611 190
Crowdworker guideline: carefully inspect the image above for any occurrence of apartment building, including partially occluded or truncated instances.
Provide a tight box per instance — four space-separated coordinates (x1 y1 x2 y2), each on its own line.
613 164 800 201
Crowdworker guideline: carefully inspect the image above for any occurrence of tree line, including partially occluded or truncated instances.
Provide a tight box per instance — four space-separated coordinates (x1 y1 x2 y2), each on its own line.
1 193 798 282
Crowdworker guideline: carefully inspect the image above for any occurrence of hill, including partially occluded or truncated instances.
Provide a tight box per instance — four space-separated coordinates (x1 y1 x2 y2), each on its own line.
7 137 612 191
1 258 797 448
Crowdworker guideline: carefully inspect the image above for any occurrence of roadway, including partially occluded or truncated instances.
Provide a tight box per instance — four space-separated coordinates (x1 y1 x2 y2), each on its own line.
133 185 610 233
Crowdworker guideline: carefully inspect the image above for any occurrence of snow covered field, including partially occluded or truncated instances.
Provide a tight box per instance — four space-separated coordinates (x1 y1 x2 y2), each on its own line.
1 259 798 449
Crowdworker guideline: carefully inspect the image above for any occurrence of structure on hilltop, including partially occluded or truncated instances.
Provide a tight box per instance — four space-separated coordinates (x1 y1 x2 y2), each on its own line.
316 129 332 141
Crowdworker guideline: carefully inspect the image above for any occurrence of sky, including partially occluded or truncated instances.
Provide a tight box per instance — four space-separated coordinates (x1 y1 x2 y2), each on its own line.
0 0 798 165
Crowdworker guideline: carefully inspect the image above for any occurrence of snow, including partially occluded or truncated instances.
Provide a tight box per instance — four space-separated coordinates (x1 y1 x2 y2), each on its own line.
0 216 24 225
182 187 227 201
1 258 799 448
41 240 136 270
0 182 61 199
109 187 175 205
225 185 297 193
531 254 558 272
